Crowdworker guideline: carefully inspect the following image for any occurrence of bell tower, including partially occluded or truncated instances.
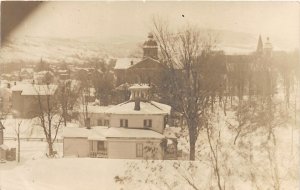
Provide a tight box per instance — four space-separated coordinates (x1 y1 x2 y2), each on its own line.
264 37 273 58
143 33 158 60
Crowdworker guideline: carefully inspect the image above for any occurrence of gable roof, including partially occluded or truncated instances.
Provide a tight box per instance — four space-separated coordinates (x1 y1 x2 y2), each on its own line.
128 57 162 70
114 58 141 70
12 83 58 96
21 85 58 96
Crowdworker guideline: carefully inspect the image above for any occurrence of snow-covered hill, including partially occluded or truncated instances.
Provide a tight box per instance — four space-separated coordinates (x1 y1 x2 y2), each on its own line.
0 29 296 64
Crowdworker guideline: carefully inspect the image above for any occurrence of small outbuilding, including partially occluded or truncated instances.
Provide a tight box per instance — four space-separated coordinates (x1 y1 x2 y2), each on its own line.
0 144 9 160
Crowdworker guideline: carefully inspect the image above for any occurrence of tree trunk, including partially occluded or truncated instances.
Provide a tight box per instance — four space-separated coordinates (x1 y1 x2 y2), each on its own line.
48 142 54 156
189 138 196 161
17 133 20 163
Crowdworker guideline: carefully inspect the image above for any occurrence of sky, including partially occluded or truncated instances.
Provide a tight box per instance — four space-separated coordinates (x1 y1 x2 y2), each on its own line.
8 1 300 48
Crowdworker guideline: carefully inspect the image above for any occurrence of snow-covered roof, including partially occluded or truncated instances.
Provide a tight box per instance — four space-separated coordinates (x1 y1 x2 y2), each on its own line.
105 101 171 115
114 58 141 70
62 127 91 138
11 83 33 92
11 83 57 95
105 127 165 139
129 84 151 90
0 144 9 150
62 126 165 140
21 85 57 96
78 105 112 114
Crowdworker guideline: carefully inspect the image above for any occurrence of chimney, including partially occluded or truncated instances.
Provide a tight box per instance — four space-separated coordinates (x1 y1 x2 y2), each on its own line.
134 99 141 111
85 118 91 129
7 83 11 89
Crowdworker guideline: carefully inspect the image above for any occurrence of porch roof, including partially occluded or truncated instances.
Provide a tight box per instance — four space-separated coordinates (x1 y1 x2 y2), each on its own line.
62 126 165 140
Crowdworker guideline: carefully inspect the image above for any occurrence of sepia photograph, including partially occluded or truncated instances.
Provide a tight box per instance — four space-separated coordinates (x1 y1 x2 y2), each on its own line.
0 1 299 189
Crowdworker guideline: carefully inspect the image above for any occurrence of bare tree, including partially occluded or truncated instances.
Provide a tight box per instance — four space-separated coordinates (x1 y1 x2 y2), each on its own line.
152 17 225 160
35 85 63 157
14 119 23 163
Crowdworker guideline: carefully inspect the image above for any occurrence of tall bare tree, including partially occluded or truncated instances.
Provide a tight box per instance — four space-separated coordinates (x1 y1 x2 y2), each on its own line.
152 17 226 160
35 85 63 156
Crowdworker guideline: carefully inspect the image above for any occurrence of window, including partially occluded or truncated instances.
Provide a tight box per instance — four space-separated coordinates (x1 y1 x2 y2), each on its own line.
97 141 105 151
104 120 110 126
120 119 128 128
97 119 103 126
144 119 152 128
164 116 168 127
136 143 143 157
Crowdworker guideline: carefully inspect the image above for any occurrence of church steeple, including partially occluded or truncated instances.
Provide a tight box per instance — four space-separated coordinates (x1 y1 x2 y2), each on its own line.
256 35 263 56
143 33 158 60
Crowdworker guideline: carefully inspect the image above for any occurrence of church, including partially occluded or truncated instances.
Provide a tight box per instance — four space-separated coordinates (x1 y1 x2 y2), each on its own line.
114 33 165 87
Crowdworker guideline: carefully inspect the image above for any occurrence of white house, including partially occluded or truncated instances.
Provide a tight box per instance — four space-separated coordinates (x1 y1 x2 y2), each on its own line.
63 84 178 160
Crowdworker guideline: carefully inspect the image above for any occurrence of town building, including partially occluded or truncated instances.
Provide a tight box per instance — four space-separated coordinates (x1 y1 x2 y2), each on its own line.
11 82 58 118
114 33 166 86
63 84 178 160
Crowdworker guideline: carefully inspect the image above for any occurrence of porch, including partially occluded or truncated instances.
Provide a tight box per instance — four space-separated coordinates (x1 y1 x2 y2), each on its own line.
89 140 108 158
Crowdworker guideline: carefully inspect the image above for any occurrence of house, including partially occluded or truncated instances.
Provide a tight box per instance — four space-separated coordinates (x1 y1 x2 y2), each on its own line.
77 105 112 127
114 33 166 86
63 84 178 160
11 83 58 118
57 69 70 80
0 82 12 114
19 68 34 80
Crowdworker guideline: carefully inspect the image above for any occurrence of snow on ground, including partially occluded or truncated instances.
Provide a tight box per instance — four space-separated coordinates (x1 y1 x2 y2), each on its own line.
0 157 127 190
0 140 127 190
1 118 79 140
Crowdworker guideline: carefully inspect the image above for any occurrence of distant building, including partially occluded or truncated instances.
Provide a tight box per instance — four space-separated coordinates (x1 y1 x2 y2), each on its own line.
114 33 165 86
225 35 275 97
0 82 12 114
11 83 58 118
63 84 178 160
57 69 70 80
19 68 34 80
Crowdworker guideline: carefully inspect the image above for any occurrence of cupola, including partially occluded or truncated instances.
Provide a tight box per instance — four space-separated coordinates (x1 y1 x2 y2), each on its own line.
129 84 151 101
143 33 158 60
264 37 273 58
